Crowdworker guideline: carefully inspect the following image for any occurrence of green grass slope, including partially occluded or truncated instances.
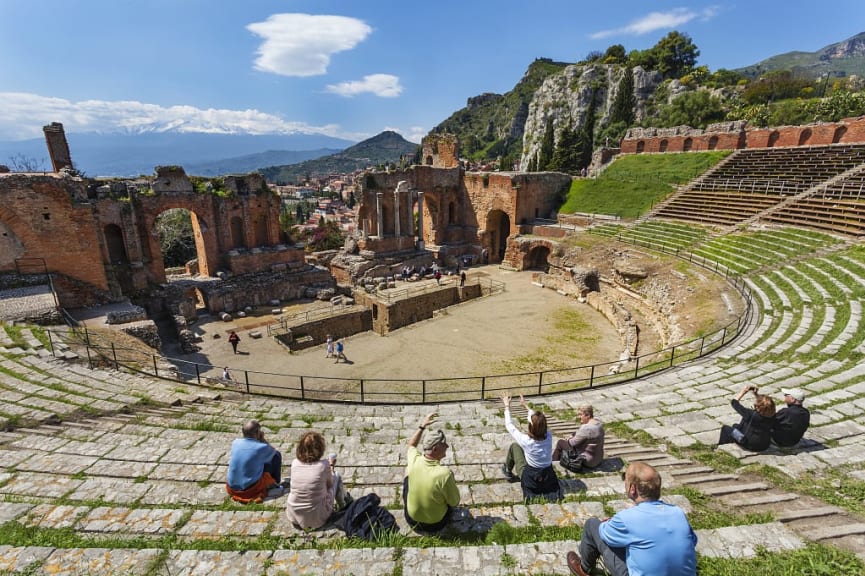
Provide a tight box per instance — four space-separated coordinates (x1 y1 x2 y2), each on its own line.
560 151 731 218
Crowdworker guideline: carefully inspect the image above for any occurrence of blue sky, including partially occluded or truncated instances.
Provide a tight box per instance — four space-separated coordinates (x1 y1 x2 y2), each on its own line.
1 0 862 144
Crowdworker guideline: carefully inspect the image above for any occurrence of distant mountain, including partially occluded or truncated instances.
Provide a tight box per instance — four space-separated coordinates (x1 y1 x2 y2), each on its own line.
735 31 865 79
0 132 354 177
259 131 419 184
184 148 341 177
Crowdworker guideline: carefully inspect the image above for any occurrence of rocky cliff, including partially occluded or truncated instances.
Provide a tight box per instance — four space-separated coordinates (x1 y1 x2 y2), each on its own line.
520 65 661 168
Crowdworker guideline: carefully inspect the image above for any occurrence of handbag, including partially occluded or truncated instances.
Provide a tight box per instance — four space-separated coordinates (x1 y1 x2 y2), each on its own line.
559 448 587 473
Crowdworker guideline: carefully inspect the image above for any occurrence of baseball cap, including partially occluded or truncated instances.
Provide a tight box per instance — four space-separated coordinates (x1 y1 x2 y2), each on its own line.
782 388 805 402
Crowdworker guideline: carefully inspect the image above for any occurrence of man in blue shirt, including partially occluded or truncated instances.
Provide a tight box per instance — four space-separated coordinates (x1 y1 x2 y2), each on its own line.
226 420 283 503
567 462 697 576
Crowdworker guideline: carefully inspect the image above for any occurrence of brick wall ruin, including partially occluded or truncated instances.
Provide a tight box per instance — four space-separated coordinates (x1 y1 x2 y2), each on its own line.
621 116 865 154
353 138 571 271
0 126 310 310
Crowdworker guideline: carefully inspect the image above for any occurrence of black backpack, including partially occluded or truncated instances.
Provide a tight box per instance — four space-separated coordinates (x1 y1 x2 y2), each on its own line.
337 492 397 540
559 449 587 473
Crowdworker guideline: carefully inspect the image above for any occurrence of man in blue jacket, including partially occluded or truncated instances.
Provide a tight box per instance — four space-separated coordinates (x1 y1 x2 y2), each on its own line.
226 420 283 503
567 462 697 576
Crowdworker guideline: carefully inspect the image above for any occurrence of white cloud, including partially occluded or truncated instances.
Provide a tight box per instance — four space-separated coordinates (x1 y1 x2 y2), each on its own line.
325 74 403 98
0 92 355 140
247 13 372 77
590 7 719 40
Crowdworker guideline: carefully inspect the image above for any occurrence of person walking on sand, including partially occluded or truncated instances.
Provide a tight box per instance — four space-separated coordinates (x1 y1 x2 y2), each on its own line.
325 334 334 358
334 339 347 363
228 330 240 354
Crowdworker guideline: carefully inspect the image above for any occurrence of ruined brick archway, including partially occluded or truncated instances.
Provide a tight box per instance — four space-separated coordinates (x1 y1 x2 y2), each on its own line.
485 209 511 263
503 237 558 271
0 207 30 268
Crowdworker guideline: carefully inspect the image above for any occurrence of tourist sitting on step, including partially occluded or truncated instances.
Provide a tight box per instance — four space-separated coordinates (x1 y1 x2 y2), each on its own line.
565 462 697 576
403 411 460 532
717 385 776 452
287 431 349 530
500 394 562 502
226 420 285 504
771 387 810 447
552 403 605 472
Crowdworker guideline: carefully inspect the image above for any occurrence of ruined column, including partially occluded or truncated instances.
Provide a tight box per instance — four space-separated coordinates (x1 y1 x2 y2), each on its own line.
376 192 384 238
393 188 401 237
407 189 415 236
416 191 424 251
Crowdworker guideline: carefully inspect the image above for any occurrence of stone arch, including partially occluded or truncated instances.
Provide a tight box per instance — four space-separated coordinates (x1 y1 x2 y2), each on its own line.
798 128 812 146
253 215 268 247
0 218 26 268
139 201 219 281
708 136 719 150
230 216 245 249
768 131 780 147
833 126 847 143
525 245 551 272
659 139 669 152
425 155 434 165
636 140 645 153
485 209 511 263
104 224 128 264
683 137 693 152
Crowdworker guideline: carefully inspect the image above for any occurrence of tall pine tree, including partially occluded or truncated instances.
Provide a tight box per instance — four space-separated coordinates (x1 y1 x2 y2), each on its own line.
550 121 580 174
610 67 636 127
578 91 598 170
537 119 555 171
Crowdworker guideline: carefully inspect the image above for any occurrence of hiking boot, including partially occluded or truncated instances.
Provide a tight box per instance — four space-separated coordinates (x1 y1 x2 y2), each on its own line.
501 463 519 482
566 551 590 576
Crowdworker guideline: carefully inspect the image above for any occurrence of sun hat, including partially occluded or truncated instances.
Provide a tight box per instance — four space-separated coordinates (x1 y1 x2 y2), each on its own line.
422 429 447 451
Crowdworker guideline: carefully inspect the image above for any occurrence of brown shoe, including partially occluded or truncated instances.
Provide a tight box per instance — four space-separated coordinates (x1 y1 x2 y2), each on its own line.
566 550 590 576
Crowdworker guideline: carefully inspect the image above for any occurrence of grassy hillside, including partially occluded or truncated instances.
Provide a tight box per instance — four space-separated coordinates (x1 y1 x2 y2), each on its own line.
560 151 731 218
260 131 417 184
432 58 570 165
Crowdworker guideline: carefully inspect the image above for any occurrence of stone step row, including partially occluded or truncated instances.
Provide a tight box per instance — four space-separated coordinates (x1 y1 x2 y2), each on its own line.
0 521 805 576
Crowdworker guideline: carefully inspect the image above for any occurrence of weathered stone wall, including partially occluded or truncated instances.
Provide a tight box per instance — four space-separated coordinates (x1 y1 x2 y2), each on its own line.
421 134 460 168
353 284 481 335
0 174 110 296
278 309 372 351
0 163 306 309
621 116 865 154
354 166 570 272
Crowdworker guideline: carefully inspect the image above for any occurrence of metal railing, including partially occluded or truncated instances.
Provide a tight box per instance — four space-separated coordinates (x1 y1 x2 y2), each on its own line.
50 246 753 405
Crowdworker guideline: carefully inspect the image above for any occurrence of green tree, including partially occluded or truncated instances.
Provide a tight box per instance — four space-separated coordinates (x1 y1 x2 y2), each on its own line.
577 92 598 169
155 208 196 268
550 121 581 174
300 219 345 252
610 67 636 127
627 48 657 71
537 119 555 171
657 90 724 128
603 44 626 64
743 70 816 105
653 31 699 79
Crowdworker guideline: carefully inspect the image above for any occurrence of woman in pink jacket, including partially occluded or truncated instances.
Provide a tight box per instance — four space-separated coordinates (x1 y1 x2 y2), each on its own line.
286 432 347 529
